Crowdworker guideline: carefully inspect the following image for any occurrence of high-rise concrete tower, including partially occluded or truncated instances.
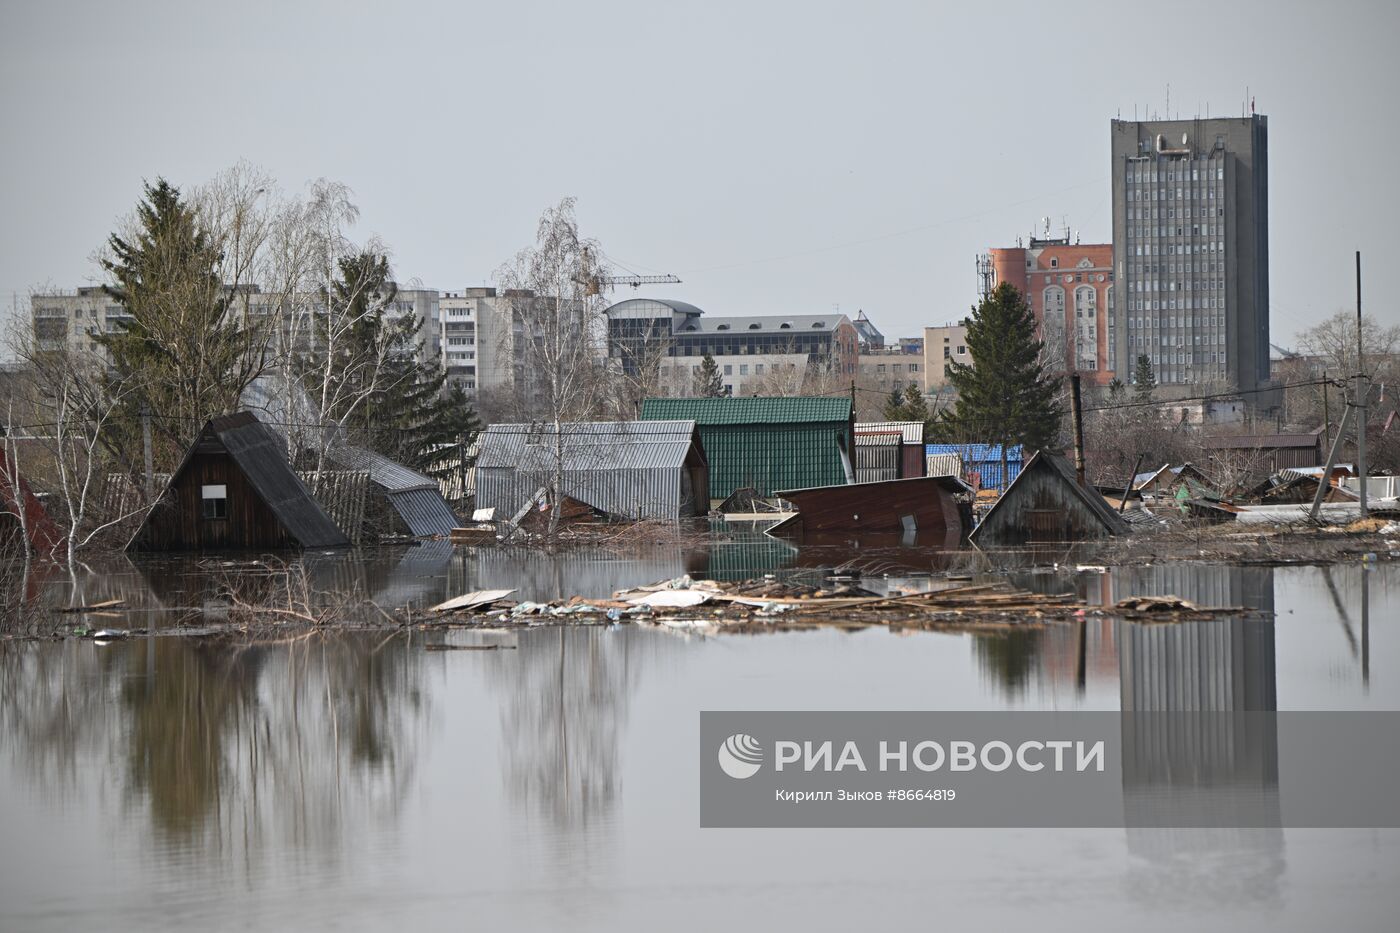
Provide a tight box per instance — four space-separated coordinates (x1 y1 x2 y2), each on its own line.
1110 115 1269 397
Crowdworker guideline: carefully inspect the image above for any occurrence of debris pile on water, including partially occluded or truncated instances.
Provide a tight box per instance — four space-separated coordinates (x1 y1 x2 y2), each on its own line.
421 573 1263 636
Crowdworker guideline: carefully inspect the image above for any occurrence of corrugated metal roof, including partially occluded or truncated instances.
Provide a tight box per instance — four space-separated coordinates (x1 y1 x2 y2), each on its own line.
476 421 699 470
207 412 350 548
856 421 924 444
475 420 705 521
1201 434 1320 449
924 443 1024 462
924 443 1023 490
386 488 461 537
323 444 459 536
325 444 437 491
642 396 852 425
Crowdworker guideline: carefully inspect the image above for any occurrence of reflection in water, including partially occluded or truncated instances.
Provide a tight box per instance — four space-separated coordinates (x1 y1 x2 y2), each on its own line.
0 633 427 865
487 627 681 857
1116 565 1284 906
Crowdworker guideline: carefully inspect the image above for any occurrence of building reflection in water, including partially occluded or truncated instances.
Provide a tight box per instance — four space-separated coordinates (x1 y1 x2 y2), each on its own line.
1115 564 1284 906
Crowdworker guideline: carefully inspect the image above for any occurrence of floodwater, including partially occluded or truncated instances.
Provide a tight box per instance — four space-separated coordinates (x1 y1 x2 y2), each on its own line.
2 546 1398 931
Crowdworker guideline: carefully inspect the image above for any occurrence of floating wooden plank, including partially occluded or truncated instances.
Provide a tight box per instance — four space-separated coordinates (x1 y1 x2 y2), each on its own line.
429 589 516 614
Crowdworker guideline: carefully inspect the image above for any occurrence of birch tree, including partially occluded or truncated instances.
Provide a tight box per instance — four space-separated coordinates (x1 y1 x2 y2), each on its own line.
494 198 612 533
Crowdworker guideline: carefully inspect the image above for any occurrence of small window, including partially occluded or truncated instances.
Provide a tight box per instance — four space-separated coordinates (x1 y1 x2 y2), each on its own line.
201 484 228 520
779 322 792 329
748 322 761 330
811 321 825 329
716 324 730 330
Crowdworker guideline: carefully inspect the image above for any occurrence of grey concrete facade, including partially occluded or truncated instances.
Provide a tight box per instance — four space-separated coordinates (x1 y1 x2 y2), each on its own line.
1110 115 1270 399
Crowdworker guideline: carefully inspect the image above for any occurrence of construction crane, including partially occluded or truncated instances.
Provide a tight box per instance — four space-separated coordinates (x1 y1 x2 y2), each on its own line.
580 273 681 296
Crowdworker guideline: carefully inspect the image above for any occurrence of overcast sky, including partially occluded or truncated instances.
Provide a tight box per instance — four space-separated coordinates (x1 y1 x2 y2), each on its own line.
2 0 1397 348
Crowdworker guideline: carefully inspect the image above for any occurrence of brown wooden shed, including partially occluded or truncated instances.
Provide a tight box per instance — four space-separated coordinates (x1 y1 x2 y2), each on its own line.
128 412 350 552
970 450 1130 547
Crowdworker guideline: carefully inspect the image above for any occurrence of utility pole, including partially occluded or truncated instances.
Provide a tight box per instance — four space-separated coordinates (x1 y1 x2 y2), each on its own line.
1322 369 1330 450
1070 372 1086 487
1356 251 1368 519
141 405 154 501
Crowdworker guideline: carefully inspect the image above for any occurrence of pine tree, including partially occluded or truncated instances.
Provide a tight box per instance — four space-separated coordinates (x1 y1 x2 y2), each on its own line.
97 178 269 453
1107 377 1126 401
883 384 930 423
939 282 1063 487
694 354 725 397
1132 355 1157 404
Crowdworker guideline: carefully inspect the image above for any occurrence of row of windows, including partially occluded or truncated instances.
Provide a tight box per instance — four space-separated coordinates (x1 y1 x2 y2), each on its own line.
1130 314 1226 330
1131 241 1225 257
1127 184 1222 201
1130 206 1225 221
1129 279 1224 293
1127 162 1224 183
1128 297 1227 311
1129 226 1225 241
1128 333 1225 347
1042 272 1109 284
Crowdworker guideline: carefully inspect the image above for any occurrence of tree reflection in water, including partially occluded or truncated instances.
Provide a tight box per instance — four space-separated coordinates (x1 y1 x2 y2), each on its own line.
0 632 428 865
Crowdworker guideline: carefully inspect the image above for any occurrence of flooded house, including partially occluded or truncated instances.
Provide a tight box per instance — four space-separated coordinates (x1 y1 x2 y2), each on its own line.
323 444 460 539
474 420 709 522
0 448 63 555
853 421 926 482
640 396 854 504
970 450 1130 546
128 412 351 552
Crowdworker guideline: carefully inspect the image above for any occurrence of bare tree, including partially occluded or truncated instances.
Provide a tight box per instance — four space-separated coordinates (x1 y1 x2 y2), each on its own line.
1286 310 1400 430
3 332 158 565
493 198 613 534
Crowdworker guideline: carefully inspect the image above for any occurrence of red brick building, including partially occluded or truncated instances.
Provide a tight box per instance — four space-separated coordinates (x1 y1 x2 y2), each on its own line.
984 237 1115 386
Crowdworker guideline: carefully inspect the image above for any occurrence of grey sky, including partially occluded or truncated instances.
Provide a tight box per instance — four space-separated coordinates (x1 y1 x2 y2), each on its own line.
2 0 1397 346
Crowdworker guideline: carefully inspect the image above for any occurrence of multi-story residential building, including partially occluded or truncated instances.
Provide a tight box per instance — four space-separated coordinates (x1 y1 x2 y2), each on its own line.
439 288 486 391
31 282 440 370
858 346 924 397
1110 114 1270 396
30 286 137 354
923 322 971 391
983 237 1115 385
604 298 859 397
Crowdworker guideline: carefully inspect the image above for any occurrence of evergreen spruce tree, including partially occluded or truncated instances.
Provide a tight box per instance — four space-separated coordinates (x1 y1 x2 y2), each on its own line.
1132 354 1157 404
883 384 930 423
939 282 1063 487
314 252 481 475
1107 377 1126 401
694 354 725 397
97 178 268 453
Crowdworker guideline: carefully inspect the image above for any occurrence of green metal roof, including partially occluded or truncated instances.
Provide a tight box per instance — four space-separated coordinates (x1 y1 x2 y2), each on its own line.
641 396 853 425
641 397 853 499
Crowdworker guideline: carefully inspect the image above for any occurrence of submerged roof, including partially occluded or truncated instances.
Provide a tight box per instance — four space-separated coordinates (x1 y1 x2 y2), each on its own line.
324 444 458 536
130 412 349 549
325 444 437 492
971 450 1130 544
474 420 706 521
476 421 701 472
642 396 853 425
